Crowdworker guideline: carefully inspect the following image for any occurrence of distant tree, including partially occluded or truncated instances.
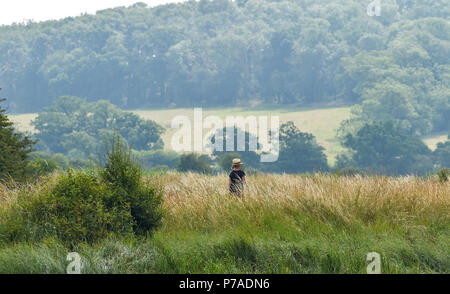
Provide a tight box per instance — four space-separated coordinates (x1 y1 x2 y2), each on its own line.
177 153 212 174
263 121 329 174
0 98 35 181
342 121 433 175
32 96 164 158
217 152 241 172
209 126 261 170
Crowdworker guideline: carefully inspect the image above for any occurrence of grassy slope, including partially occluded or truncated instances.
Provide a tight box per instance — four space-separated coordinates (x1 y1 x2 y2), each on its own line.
0 173 448 274
9 107 448 166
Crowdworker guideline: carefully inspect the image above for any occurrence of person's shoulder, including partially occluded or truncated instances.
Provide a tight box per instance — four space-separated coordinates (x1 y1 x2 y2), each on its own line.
240 170 246 176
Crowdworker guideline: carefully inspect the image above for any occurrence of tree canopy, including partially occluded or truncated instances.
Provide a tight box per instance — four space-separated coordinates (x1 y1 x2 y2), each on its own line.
32 96 164 158
0 0 448 136
263 121 329 173
341 121 434 175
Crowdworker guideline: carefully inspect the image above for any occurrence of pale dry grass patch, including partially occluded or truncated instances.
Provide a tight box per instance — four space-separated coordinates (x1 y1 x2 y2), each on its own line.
0 175 58 212
156 173 449 231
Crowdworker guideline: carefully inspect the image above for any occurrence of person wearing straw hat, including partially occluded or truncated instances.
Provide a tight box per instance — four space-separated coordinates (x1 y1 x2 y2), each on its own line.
229 158 246 197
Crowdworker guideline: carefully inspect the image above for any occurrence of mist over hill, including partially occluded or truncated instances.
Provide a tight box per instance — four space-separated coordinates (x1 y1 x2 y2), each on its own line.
0 0 449 135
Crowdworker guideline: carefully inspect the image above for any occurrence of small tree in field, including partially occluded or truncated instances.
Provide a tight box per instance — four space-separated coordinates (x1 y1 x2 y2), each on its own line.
100 134 163 236
0 97 35 181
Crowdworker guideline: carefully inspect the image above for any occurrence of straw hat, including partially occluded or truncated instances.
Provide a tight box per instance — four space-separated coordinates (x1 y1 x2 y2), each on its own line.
232 158 243 166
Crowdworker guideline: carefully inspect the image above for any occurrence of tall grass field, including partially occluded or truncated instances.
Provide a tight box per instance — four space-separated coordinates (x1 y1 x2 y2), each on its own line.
0 172 448 274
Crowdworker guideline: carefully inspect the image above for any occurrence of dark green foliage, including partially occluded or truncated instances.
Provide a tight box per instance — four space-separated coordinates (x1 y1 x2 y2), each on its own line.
25 156 60 178
99 135 163 236
342 121 433 175
100 135 142 194
26 152 96 177
177 153 212 174
32 96 164 157
210 127 261 170
437 168 449 183
264 122 329 173
0 135 163 246
433 135 450 168
0 170 134 246
0 98 35 181
136 150 180 169
0 1 448 136
217 153 242 171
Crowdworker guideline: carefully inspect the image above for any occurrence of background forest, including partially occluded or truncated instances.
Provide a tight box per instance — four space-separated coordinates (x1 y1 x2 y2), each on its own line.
0 0 449 177
0 0 449 136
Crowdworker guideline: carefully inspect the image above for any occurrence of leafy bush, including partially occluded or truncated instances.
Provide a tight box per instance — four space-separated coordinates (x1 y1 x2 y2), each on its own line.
100 135 163 236
25 152 95 177
437 168 449 183
25 157 60 178
25 152 70 178
36 171 132 245
0 135 163 246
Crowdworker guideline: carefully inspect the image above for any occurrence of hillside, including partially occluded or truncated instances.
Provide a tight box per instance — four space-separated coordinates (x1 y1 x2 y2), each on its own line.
1 0 449 137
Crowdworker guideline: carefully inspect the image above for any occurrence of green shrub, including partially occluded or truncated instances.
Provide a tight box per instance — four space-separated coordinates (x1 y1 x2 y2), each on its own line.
100 135 163 236
0 135 163 246
32 171 133 245
437 168 449 183
26 156 61 178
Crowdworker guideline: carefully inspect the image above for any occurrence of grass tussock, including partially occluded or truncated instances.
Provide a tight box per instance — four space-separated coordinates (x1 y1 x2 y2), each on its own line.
0 172 448 274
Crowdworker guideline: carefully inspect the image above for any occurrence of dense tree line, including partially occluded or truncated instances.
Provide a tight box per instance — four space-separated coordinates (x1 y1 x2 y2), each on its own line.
0 0 448 136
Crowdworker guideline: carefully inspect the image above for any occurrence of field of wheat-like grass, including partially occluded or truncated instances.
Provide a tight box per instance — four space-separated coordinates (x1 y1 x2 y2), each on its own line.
0 172 448 274
154 173 449 230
